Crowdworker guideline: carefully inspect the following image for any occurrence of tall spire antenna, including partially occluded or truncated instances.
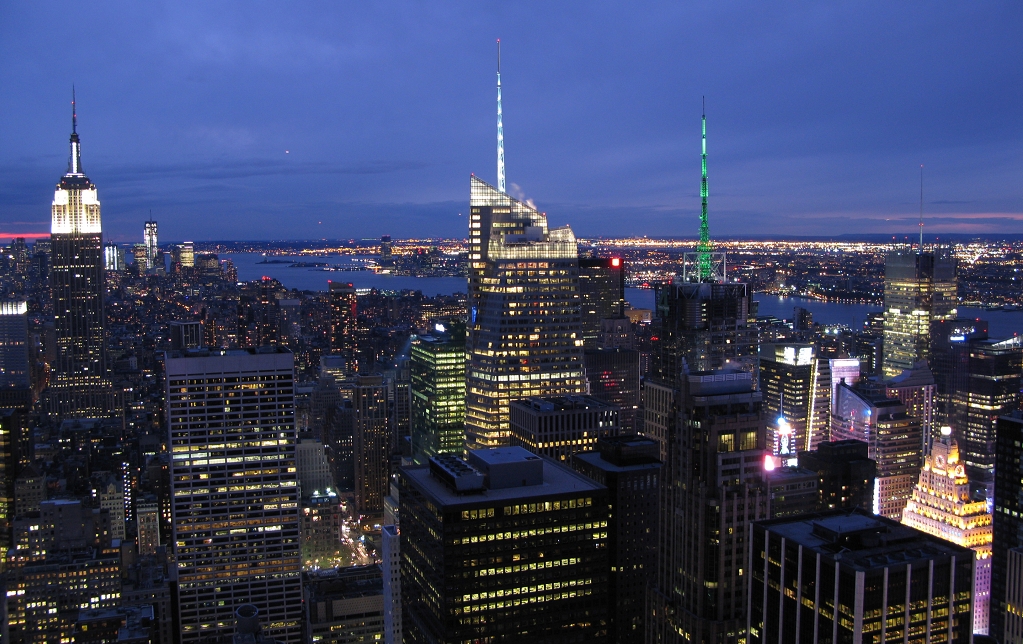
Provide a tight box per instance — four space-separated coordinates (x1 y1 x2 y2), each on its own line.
919 164 924 251
697 97 712 280
69 86 83 175
496 39 506 194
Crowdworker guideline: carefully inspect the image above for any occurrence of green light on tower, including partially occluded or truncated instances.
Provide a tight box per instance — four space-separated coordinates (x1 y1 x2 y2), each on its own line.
697 104 713 281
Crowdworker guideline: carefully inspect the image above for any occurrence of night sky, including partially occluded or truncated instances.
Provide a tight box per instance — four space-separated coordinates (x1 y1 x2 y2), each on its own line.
1 2 1019 242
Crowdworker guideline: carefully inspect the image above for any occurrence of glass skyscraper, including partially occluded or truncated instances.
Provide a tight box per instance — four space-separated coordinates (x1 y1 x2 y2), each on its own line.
465 176 585 448
882 248 957 378
410 321 466 464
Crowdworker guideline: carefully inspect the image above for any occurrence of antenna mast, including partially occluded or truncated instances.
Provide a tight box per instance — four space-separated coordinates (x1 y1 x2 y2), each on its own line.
697 97 712 280
919 164 924 251
496 39 506 194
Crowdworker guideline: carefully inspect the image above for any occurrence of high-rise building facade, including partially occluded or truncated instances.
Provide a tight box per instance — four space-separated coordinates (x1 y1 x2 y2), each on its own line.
465 176 586 448
410 321 466 464
328 281 358 373
901 427 992 634
796 439 876 512
578 256 626 347
759 342 831 461
398 447 609 642
583 347 641 432
992 413 1023 640
143 218 158 266
509 395 620 462
573 435 661 643
48 101 115 418
831 384 923 519
353 373 390 518
0 300 30 390
649 369 769 644
884 360 936 450
882 248 957 378
749 510 975 643
950 337 1022 499
164 348 302 643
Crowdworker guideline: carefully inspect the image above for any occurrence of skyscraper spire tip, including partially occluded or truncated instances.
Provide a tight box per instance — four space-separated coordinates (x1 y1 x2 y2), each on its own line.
72 85 77 134
496 39 506 193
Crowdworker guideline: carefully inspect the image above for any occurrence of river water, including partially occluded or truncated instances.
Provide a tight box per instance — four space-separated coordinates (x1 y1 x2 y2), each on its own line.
227 253 1023 338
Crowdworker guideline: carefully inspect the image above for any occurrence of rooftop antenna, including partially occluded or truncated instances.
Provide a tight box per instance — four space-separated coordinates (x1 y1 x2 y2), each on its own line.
72 85 77 134
69 86 82 175
496 39 506 194
697 96 712 280
918 164 924 251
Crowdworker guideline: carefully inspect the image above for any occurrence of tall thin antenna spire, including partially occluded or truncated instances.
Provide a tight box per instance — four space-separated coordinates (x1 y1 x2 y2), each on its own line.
496 39 506 194
697 97 712 281
919 164 924 251
69 86 83 175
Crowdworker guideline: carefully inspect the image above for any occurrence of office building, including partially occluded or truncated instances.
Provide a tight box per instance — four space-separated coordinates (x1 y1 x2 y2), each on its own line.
992 413 1023 639
409 321 466 465
882 247 957 378
901 426 992 634
929 317 988 426
300 490 343 569
465 176 586 448
136 502 160 555
831 384 923 519
328 282 358 373
797 439 876 512
509 395 620 462
573 435 661 642
382 525 401 644
583 347 641 431
0 300 30 389
399 447 609 642
749 510 975 643
305 566 385 644
829 357 860 402
48 100 116 418
296 437 334 496
144 218 158 267
578 256 626 347
164 347 302 643
950 337 1022 499
103 241 123 271
649 369 769 644
132 243 149 272
764 464 819 519
1005 547 1023 644
353 373 390 518
177 241 194 268
759 343 831 461
884 360 936 449
169 320 203 351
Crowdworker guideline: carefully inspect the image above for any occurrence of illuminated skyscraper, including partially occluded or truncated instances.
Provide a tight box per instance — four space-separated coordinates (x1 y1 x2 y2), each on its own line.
102 242 123 272
410 321 466 465
143 217 158 266
0 301 30 390
47 95 115 418
901 426 992 635
759 342 831 461
831 384 923 519
882 248 957 378
465 177 585 448
164 347 302 644
398 447 609 641
328 281 358 373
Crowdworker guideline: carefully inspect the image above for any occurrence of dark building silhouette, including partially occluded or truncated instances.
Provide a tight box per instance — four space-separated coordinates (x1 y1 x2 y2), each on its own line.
797 439 876 512
573 435 661 643
578 256 626 348
992 413 1023 640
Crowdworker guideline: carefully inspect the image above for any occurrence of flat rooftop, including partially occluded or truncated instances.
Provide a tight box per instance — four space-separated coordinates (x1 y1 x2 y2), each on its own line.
402 456 604 508
758 510 972 571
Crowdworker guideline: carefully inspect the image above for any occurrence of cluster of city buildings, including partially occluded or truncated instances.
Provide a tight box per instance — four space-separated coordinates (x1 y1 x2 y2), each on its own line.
0 83 1021 644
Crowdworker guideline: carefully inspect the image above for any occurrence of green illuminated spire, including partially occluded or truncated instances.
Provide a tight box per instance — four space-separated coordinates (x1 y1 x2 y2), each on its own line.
697 99 712 281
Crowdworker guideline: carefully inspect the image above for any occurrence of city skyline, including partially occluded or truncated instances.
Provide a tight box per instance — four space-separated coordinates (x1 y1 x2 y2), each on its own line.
0 3 1020 242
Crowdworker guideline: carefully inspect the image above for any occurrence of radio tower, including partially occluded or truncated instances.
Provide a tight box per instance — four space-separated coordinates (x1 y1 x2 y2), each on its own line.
697 98 712 281
496 39 506 193
919 164 924 251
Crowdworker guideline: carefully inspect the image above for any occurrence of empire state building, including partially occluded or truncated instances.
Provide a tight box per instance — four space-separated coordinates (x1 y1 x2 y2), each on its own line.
47 97 115 418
